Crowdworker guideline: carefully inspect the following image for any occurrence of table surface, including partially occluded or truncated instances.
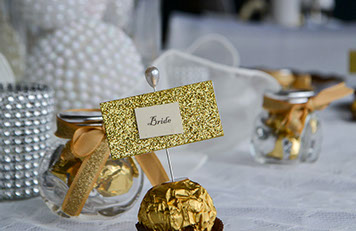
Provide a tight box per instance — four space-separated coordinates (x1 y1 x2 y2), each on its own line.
2 14 356 231
1 98 356 231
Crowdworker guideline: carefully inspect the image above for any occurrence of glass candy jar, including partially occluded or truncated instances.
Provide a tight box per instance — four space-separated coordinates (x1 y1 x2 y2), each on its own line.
39 111 143 220
251 90 322 164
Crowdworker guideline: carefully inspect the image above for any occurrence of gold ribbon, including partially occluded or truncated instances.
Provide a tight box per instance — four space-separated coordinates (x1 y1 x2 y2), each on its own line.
263 82 354 137
62 126 110 216
55 109 169 216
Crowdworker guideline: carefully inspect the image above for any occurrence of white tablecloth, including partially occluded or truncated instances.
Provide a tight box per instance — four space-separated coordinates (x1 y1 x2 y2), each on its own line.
1 98 356 231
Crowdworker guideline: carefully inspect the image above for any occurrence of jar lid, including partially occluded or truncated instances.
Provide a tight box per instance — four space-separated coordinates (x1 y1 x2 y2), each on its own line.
265 89 315 104
58 110 103 125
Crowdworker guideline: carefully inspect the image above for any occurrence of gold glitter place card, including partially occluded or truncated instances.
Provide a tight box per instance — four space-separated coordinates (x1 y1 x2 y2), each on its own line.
100 81 224 159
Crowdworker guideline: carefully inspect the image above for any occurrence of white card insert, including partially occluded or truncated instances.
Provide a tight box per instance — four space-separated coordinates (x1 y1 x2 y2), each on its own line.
135 102 184 139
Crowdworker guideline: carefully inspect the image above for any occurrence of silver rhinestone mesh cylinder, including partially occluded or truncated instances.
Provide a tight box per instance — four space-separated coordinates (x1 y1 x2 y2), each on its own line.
0 83 54 200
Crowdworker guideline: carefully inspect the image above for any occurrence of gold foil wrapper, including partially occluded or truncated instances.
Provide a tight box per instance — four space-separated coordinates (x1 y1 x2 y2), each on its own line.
309 118 318 134
50 144 82 186
138 179 217 231
51 151 137 197
267 136 301 160
289 137 301 159
264 70 313 90
265 114 302 160
267 136 284 160
265 110 304 138
265 115 319 160
128 157 139 178
95 159 134 197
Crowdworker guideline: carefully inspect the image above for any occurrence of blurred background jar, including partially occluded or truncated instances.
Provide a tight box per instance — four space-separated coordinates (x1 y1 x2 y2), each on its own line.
251 90 322 164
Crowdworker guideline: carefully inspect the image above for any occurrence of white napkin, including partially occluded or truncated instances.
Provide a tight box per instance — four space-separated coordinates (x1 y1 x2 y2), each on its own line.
152 49 280 155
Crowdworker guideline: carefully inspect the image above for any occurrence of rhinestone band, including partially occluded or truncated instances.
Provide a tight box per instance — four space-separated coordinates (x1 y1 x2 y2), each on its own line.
0 186 40 200
0 83 54 200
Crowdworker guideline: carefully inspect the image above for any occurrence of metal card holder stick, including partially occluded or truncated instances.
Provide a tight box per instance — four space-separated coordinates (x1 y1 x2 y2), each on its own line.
145 66 175 182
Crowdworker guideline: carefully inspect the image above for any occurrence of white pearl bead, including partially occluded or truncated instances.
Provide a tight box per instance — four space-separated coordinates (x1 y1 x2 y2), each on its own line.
67 92 77 100
54 79 63 87
20 0 108 30
56 90 65 99
65 70 74 80
64 81 74 91
80 93 89 101
77 71 86 80
62 100 71 109
73 101 82 109
78 83 87 91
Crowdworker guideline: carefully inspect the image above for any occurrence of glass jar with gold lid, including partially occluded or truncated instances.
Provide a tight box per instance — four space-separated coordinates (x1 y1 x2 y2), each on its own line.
38 110 143 220
251 90 322 164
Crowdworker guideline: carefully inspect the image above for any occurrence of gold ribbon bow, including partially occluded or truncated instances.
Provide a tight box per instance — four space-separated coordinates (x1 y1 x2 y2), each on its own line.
263 82 354 137
55 109 169 216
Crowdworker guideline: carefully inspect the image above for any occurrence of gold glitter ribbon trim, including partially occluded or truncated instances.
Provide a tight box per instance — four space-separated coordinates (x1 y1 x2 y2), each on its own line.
263 82 353 136
61 126 110 216
55 109 169 216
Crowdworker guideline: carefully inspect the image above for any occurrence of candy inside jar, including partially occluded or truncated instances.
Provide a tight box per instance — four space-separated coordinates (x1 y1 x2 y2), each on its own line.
38 110 143 220
251 90 322 164
95 158 139 197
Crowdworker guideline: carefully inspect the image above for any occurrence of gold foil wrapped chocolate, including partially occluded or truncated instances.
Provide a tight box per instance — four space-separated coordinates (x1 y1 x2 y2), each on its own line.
264 112 303 160
50 143 82 186
309 118 318 134
95 159 134 197
264 111 301 160
51 158 81 186
138 179 217 231
263 69 345 92
51 146 138 197
264 69 313 90
267 136 301 160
